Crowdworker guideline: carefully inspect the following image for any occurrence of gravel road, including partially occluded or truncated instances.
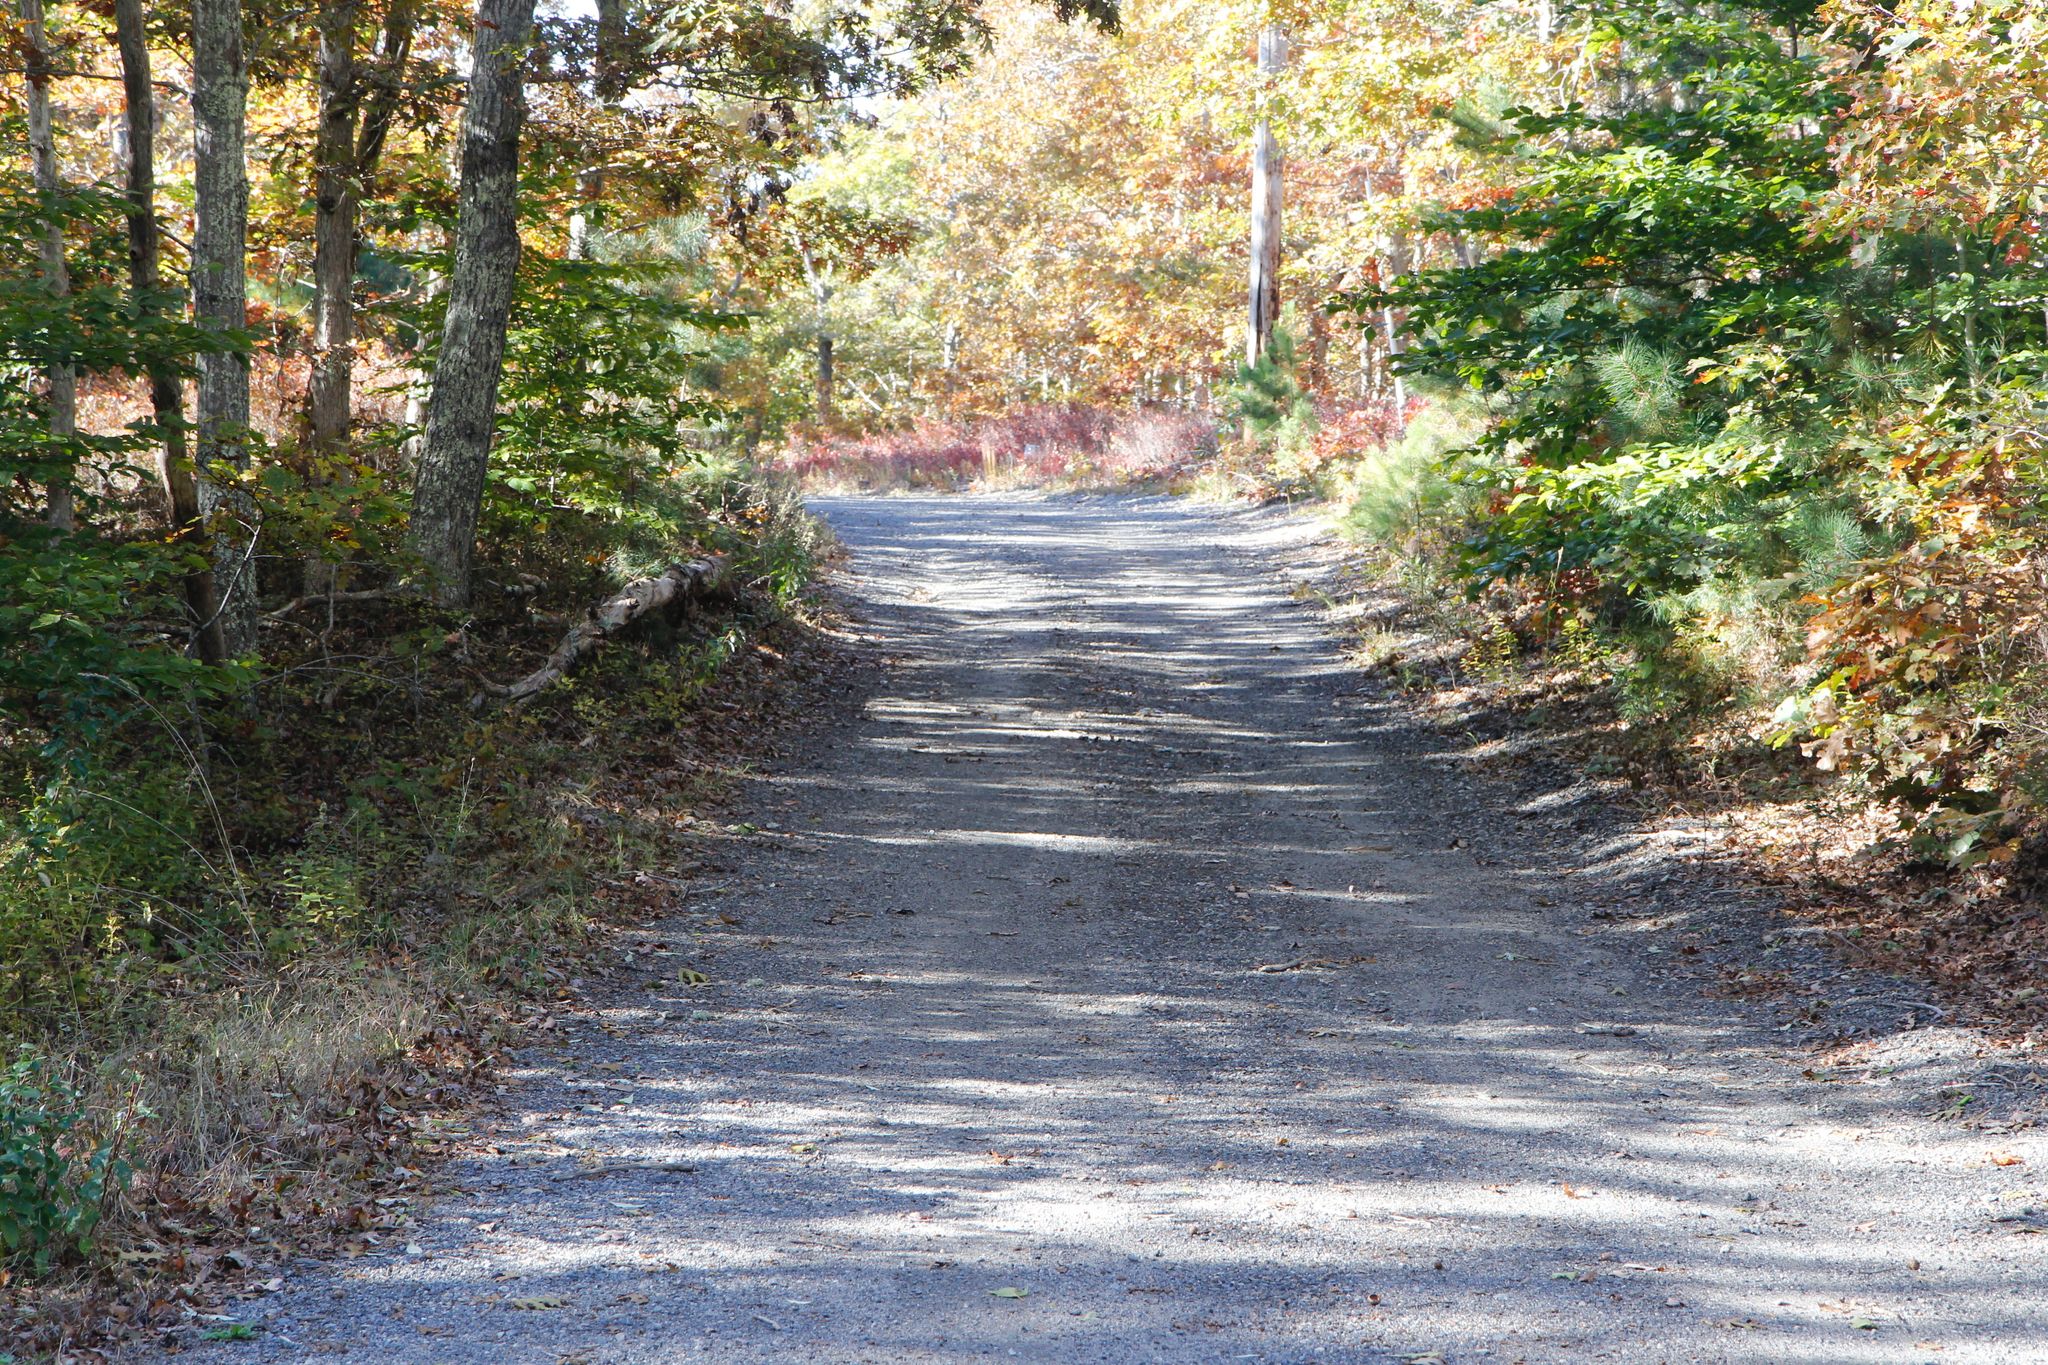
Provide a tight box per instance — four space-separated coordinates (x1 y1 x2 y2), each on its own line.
145 494 2045 1363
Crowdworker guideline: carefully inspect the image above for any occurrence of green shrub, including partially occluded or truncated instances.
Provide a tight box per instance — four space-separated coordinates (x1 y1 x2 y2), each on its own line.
0 1051 143 1275
0 760 227 1017
1339 403 1485 548
1225 326 1317 474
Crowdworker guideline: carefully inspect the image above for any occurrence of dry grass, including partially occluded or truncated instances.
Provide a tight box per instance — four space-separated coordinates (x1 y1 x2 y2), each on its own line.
121 973 438 1184
2 578 854 1358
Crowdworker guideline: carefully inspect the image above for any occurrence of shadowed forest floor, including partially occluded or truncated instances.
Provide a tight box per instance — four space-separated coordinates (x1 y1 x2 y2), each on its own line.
141 495 2047 1364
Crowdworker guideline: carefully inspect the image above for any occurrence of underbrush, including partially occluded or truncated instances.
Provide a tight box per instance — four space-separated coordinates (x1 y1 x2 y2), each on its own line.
0 459 832 1351
1313 391 2048 1039
774 403 1215 490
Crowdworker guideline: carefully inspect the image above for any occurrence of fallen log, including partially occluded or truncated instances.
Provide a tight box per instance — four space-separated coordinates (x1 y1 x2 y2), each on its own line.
486 555 728 704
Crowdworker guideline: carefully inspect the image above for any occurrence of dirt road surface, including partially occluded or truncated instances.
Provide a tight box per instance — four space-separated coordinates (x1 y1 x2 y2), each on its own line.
145 494 2046 1363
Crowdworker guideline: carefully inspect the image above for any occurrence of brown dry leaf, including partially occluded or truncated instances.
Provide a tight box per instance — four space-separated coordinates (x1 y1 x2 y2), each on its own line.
1989 1152 2026 1167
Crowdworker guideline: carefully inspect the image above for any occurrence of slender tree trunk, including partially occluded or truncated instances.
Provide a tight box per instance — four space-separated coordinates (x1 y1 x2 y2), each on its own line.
306 0 360 458
1958 236 1982 394
1246 25 1287 365
1305 294 1330 395
116 0 226 663
302 0 361 594
399 228 440 463
354 1 423 457
192 0 258 652
593 0 626 99
804 252 834 425
815 333 835 425
567 0 622 260
568 169 601 260
19 0 76 532
408 0 537 607
1381 228 1411 422
354 0 415 173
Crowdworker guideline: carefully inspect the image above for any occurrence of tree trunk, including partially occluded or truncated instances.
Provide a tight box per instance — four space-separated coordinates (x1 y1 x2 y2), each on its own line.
302 0 363 595
407 0 537 608
1381 229 1411 423
593 0 625 98
567 0 622 260
306 0 360 458
19 0 76 533
192 0 258 652
568 167 601 261
116 0 226 664
1305 293 1330 395
354 2 425 460
355 0 415 172
1246 25 1287 365
815 334 835 424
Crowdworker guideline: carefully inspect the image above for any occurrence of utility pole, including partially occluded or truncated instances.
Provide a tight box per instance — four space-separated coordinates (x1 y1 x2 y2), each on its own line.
1247 23 1288 365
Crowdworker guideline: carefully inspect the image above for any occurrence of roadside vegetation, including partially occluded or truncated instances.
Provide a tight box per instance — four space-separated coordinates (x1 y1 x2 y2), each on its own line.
6 0 2046 1348
0 0 1114 1350
774 0 2048 1029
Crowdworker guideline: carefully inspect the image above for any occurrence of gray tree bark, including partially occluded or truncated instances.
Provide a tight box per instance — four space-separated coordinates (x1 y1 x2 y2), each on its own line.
1246 25 1287 365
306 0 360 459
299 0 416 596
816 332 835 424
355 0 416 173
19 0 76 533
301 0 361 595
407 0 537 607
192 0 258 652
117 0 226 663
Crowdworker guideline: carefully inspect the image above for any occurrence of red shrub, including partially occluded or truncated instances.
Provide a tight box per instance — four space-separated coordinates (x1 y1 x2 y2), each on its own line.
776 405 1215 489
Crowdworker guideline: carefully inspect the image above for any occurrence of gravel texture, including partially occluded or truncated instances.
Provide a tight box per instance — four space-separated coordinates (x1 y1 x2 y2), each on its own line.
141 493 2047 1364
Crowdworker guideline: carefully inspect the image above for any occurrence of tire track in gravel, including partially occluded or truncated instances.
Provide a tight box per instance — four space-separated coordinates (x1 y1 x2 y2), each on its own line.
144 493 2047 1364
